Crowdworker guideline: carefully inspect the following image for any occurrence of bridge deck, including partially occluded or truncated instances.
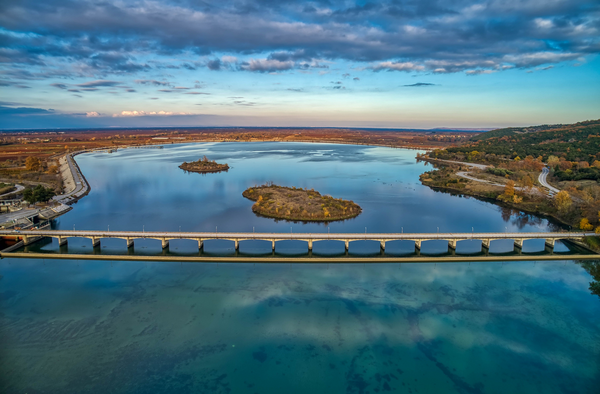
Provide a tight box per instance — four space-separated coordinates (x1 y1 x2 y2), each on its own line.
0 230 594 241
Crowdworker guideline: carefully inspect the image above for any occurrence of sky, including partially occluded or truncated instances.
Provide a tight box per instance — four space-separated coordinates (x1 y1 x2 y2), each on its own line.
1 0 599 130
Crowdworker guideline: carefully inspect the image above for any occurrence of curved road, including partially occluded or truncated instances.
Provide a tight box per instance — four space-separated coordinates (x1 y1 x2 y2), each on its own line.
0 184 24 199
428 156 559 197
538 167 560 195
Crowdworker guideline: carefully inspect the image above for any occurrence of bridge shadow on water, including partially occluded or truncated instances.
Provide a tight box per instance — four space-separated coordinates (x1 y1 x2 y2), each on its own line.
16 237 588 260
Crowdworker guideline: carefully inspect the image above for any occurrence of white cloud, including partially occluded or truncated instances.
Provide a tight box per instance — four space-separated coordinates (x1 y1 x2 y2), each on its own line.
113 110 189 117
372 61 425 72
86 111 100 117
240 58 295 72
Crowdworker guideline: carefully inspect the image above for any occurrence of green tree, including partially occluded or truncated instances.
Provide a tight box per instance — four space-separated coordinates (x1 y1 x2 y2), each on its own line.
22 185 55 203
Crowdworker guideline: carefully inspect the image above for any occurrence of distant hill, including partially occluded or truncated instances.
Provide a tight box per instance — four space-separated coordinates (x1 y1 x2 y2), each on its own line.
447 119 600 162
470 123 574 141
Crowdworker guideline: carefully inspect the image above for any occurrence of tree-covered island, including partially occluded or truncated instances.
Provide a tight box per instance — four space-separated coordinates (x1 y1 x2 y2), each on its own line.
243 184 361 222
179 156 229 173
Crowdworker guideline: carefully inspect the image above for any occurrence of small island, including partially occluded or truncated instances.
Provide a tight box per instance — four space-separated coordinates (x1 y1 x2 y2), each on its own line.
242 184 361 222
179 156 229 173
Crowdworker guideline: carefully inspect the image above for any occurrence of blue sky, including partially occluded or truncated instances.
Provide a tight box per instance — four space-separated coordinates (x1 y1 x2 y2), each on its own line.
1 0 599 129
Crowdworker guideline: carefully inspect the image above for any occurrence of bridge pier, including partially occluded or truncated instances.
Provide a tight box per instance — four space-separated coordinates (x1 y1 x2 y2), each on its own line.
414 240 421 251
272 240 276 251
308 240 313 251
161 239 169 249
448 240 457 250
197 239 203 251
345 240 349 252
481 239 490 252
91 237 100 247
380 240 385 252
126 238 134 248
234 240 239 251
514 239 523 251
57 236 68 246
545 238 555 252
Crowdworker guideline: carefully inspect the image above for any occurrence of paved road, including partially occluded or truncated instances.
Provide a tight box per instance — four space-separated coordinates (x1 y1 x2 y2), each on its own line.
456 171 507 188
0 184 24 199
433 157 556 197
538 166 560 195
53 152 90 204
0 208 40 224
427 158 489 169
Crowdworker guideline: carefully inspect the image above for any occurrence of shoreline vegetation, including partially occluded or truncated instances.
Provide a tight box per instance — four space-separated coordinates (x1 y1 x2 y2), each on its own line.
416 119 600 255
242 184 361 222
418 156 576 228
179 156 229 173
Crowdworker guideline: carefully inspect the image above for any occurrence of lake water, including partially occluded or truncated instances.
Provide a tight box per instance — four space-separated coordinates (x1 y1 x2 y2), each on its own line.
1 142 599 393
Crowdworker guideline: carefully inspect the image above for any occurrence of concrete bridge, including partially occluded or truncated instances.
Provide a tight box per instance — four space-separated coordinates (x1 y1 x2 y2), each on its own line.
1 229 595 255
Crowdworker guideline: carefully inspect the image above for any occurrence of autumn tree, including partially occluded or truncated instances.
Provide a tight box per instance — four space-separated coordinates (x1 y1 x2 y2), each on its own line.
521 175 533 189
25 156 42 171
580 218 594 231
504 180 515 196
554 190 572 212
547 155 560 167
559 160 572 171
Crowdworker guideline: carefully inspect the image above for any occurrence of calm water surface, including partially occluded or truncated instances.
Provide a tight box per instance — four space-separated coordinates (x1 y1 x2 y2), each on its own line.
1 142 599 393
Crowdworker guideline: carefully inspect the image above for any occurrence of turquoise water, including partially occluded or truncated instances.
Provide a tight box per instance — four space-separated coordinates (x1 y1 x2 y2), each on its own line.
1 142 599 393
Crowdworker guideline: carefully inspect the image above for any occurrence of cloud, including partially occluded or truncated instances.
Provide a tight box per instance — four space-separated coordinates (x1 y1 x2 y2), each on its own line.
185 92 210 95
50 83 67 89
372 62 426 72
181 63 196 70
465 69 497 76
526 65 555 73
0 105 54 116
404 83 435 87
0 0 597 81
239 58 295 73
207 59 223 71
135 79 171 86
86 111 100 117
113 110 190 117
76 80 121 88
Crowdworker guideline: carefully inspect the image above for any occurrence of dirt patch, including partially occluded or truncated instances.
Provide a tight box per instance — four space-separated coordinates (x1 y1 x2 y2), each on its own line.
242 185 361 222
